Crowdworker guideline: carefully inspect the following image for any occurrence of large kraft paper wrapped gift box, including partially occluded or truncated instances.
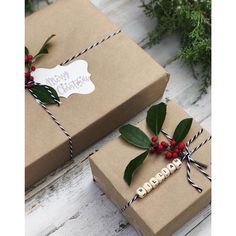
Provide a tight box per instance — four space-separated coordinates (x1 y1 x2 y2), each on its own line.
25 0 169 189
90 101 211 236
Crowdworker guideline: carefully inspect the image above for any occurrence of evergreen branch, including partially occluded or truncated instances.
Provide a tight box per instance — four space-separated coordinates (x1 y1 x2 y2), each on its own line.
141 0 211 96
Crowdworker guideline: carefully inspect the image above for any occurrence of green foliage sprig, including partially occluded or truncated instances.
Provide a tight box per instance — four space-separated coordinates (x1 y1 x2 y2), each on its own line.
25 34 60 105
141 0 211 95
25 0 34 13
119 103 193 185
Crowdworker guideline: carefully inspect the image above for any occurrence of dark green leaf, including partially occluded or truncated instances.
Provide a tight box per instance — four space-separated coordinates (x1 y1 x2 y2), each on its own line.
173 118 193 143
119 124 151 149
124 150 149 185
25 0 34 13
30 84 60 105
25 47 29 56
38 47 48 55
33 52 48 60
34 34 56 59
41 34 56 48
146 103 167 135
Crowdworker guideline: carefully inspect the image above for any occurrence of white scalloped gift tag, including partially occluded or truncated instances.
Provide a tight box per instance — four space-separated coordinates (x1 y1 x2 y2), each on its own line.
32 60 95 98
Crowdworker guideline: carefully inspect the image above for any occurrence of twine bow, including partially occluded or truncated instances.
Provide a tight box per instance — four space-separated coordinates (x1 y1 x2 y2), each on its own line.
162 128 211 192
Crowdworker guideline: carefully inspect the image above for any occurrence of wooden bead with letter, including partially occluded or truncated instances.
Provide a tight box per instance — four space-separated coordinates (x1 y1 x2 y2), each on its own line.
149 177 159 188
172 158 182 169
167 163 176 174
143 182 153 193
155 172 165 183
161 167 171 178
136 187 147 198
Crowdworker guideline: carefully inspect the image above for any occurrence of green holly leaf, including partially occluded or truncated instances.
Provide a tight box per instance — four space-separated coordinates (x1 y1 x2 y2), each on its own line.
25 47 29 56
146 102 167 135
173 118 193 143
119 124 151 149
30 84 60 105
124 150 149 185
34 34 56 59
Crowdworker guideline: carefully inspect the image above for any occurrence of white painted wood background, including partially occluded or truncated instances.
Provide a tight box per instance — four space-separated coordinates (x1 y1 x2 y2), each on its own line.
25 0 211 235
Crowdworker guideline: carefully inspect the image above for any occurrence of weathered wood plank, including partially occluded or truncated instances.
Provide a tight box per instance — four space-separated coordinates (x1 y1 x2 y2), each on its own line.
186 215 211 236
174 206 211 236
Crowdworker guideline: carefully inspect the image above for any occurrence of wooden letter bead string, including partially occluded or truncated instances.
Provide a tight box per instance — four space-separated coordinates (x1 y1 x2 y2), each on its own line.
120 158 182 212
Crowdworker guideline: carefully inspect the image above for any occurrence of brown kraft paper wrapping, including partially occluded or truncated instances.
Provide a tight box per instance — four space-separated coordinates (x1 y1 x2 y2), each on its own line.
90 100 211 236
25 0 169 189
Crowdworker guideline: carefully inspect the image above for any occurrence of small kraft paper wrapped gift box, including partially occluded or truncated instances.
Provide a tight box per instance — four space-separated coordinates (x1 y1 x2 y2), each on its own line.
25 0 169 189
90 101 211 236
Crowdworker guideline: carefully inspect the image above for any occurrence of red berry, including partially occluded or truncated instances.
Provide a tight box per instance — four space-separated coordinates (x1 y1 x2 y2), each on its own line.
31 66 36 71
178 142 186 150
165 151 173 159
161 141 169 148
174 148 180 154
170 140 176 147
25 72 30 78
27 55 33 61
26 83 33 89
25 56 28 62
172 152 178 158
150 147 155 153
29 76 34 81
156 144 163 154
151 136 158 143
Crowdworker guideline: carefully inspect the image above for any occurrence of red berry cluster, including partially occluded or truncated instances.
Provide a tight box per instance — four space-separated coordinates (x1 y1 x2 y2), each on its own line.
149 136 186 159
25 55 33 62
149 136 168 154
25 55 36 89
165 140 185 159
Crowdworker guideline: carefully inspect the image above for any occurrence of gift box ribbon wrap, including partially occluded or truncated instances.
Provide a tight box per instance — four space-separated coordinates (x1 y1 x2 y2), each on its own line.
25 0 170 189
26 30 122 161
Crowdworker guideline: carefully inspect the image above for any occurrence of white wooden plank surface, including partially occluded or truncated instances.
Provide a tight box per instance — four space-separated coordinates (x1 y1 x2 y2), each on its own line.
26 1 211 235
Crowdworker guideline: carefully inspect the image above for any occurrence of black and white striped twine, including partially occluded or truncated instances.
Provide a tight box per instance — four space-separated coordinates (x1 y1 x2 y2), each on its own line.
120 194 139 213
29 88 73 158
189 136 212 155
186 129 204 146
44 85 61 105
185 150 203 193
60 29 122 66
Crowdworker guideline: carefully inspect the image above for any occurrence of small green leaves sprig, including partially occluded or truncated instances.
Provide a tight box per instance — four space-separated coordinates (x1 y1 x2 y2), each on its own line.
25 34 60 105
141 0 211 96
119 103 193 185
